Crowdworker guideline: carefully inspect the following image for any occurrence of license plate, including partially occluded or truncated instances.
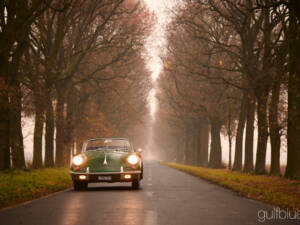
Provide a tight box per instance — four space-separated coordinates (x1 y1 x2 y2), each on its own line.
98 176 112 181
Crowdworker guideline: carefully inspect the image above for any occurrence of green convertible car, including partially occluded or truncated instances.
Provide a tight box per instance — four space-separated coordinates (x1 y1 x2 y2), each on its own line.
70 138 143 190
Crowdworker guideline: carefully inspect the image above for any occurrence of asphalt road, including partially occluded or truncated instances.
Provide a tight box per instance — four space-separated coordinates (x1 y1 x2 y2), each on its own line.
1 161 299 225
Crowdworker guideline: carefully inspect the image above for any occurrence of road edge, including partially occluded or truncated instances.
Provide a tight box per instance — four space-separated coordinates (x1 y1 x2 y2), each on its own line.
0 187 72 212
161 161 300 212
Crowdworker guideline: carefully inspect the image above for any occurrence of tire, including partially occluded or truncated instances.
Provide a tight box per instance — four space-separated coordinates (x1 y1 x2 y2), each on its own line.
132 179 140 190
73 181 88 191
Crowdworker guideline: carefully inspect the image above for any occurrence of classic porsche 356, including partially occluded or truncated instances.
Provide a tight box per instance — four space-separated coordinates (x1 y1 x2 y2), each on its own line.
70 138 143 190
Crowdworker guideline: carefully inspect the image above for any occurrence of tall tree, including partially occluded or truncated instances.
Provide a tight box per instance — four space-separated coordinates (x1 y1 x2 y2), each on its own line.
244 92 255 173
232 91 247 171
0 0 49 169
286 0 300 178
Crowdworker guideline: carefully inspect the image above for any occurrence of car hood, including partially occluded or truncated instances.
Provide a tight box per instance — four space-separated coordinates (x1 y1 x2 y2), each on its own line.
83 150 130 172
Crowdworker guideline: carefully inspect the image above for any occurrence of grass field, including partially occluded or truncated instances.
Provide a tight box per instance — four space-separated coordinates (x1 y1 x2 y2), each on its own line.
0 168 72 210
163 162 300 211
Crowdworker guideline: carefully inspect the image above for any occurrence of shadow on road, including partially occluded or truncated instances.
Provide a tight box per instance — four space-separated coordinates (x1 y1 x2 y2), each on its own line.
71 185 144 192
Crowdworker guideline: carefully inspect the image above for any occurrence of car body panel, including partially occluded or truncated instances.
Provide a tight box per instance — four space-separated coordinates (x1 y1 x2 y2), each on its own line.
70 138 143 184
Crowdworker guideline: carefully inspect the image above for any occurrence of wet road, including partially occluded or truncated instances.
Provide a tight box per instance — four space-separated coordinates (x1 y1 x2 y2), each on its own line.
1 161 299 225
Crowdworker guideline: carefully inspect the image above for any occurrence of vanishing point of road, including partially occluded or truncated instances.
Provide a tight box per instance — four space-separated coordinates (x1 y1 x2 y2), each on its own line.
1 161 298 225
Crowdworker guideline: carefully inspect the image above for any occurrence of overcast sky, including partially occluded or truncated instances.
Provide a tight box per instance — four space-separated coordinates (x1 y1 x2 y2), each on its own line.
144 0 177 80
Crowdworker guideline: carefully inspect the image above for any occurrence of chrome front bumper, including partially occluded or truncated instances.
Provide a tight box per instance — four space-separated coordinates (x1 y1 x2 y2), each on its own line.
69 171 142 175
70 170 142 182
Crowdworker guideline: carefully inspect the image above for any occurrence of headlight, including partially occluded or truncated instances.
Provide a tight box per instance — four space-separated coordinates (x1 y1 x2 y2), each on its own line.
72 155 84 166
127 155 139 165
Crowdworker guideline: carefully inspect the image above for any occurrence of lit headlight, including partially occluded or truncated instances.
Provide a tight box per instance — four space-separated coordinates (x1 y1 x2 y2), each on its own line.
72 155 84 166
127 155 139 165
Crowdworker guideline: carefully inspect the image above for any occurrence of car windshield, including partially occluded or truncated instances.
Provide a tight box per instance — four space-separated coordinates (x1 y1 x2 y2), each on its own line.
85 139 132 152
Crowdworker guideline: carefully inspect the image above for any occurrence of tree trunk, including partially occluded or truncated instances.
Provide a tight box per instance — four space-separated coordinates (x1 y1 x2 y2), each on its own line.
0 40 11 170
285 0 300 178
232 92 247 171
184 124 193 165
190 131 196 165
175 138 180 163
244 93 255 173
0 88 10 170
191 123 198 166
227 112 233 171
175 129 185 164
195 120 201 166
186 125 193 165
71 141 75 158
0 0 33 170
63 91 75 166
44 88 54 167
33 110 44 169
254 3 272 175
75 138 83 155
32 86 44 169
198 119 209 167
209 119 222 168
228 135 232 170
183 125 189 164
269 76 281 175
9 83 26 169
55 91 65 167
255 94 269 174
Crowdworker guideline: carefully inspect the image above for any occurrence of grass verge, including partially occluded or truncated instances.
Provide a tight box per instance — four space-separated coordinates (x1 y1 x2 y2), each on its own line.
163 162 300 211
0 168 72 210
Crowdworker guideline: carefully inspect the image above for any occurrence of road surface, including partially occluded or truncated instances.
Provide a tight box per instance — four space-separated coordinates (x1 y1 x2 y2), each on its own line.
1 161 299 225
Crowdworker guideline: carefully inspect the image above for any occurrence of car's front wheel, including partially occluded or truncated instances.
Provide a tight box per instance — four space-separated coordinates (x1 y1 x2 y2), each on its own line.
73 181 88 191
132 179 140 190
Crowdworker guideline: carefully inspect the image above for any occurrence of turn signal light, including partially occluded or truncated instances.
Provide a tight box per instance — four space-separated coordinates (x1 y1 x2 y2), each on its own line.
79 175 87 180
124 174 132 179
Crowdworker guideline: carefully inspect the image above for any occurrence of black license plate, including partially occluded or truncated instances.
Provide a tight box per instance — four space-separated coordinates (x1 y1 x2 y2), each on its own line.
98 176 112 181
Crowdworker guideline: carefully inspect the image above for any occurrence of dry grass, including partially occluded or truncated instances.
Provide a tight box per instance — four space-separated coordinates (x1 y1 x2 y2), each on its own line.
0 168 72 209
163 162 300 211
